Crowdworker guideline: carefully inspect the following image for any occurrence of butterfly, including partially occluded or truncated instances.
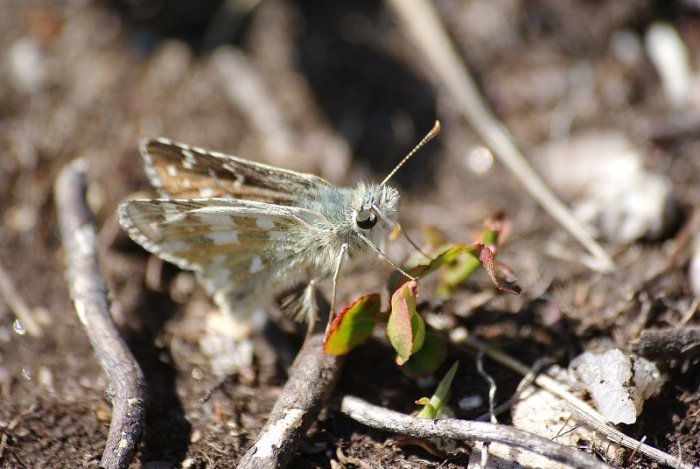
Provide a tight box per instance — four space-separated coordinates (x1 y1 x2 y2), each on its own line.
118 122 440 326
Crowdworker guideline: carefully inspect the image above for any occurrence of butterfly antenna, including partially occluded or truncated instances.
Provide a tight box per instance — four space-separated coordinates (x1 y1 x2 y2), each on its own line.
380 120 441 187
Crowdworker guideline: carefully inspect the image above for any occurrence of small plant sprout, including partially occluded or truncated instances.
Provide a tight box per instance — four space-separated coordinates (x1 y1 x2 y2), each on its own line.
416 362 460 419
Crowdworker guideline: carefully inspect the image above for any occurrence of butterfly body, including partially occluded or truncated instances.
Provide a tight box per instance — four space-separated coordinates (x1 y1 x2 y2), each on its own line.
119 138 400 322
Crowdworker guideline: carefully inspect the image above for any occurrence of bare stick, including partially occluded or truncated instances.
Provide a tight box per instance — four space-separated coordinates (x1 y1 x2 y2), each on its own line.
340 395 611 469
386 0 615 272
632 326 700 359
456 331 694 469
55 159 145 469
237 333 343 468
0 260 43 337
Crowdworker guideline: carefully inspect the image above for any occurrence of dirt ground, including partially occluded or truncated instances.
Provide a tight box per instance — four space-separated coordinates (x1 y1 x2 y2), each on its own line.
0 0 699 467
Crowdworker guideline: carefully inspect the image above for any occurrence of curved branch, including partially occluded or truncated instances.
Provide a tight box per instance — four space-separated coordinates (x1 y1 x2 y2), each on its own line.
55 159 146 469
237 333 343 468
340 395 611 469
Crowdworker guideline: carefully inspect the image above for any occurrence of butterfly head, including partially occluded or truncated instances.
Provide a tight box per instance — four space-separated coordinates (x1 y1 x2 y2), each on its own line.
351 183 399 244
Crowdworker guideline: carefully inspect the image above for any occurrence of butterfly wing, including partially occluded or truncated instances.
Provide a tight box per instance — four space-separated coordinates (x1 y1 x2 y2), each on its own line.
119 199 327 293
140 138 331 204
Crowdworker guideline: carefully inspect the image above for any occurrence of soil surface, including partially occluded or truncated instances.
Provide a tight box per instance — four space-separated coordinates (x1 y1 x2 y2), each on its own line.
0 1 698 467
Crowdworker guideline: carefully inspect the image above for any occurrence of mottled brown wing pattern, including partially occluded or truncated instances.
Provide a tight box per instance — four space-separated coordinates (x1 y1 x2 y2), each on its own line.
140 138 331 204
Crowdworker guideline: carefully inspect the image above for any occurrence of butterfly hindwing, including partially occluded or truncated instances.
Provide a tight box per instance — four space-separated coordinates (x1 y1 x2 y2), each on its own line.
118 198 326 292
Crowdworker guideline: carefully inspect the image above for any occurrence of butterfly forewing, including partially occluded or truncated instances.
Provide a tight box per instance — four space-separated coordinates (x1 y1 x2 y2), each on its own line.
141 138 331 204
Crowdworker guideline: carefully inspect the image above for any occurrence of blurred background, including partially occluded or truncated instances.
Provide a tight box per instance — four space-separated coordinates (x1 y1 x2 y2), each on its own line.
0 0 699 466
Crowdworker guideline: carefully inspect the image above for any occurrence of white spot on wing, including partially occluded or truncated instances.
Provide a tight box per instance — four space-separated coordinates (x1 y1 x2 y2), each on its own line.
206 255 231 288
222 163 246 187
208 231 239 245
166 164 178 177
256 217 275 229
195 210 236 227
199 187 215 197
181 149 196 169
250 256 264 273
145 166 162 187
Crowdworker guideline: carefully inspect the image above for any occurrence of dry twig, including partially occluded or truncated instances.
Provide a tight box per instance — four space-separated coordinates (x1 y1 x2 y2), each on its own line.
476 350 498 424
340 395 610 469
457 331 694 469
632 326 700 359
387 0 615 272
55 159 145 469
237 333 343 468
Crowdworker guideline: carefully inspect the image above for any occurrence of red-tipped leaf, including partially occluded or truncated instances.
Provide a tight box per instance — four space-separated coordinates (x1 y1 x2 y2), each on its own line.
324 293 380 356
387 280 425 365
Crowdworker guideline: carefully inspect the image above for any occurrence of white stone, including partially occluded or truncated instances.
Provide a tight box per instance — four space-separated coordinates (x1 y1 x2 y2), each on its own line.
570 349 664 424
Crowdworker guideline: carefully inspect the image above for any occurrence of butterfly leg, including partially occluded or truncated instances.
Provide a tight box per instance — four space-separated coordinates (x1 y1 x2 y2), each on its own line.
300 278 319 336
325 243 349 336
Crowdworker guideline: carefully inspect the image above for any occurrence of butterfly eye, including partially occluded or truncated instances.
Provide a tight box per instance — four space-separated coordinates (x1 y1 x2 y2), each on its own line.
356 209 377 230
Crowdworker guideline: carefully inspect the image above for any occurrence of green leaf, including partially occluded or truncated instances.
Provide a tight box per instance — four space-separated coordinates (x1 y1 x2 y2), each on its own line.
387 280 425 365
387 244 473 293
416 361 459 419
415 397 435 417
323 293 380 356
390 213 520 296
437 249 482 297
391 242 521 298
400 331 447 378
